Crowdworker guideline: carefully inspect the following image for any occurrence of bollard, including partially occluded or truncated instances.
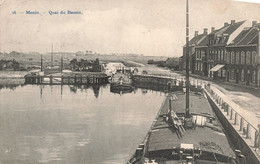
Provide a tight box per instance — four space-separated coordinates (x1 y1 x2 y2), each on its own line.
227 106 229 116
240 118 244 131
234 113 237 125
246 123 250 138
230 108 233 120
255 124 260 148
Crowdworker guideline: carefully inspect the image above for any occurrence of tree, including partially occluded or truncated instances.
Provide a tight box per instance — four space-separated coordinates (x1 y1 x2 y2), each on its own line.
70 58 78 70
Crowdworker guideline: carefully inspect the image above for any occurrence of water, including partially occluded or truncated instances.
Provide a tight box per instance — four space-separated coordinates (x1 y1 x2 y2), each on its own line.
0 84 165 164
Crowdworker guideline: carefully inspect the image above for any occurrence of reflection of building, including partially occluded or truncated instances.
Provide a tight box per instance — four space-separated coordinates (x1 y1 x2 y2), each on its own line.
226 21 260 86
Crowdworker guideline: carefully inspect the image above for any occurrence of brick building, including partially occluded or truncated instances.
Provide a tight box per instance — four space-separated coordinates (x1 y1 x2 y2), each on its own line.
226 21 260 86
207 20 245 80
180 29 208 73
194 29 209 76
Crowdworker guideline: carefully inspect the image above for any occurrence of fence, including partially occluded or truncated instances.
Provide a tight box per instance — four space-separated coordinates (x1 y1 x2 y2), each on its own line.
205 84 260 151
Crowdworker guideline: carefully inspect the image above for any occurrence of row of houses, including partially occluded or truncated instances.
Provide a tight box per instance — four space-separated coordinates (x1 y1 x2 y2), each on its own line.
180 20 260 86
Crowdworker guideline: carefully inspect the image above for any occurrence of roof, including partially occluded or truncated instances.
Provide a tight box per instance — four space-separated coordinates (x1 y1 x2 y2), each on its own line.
196 36 209 47
212 21 245 36
184 34 207 47
228 24 259 46
210 21 245 46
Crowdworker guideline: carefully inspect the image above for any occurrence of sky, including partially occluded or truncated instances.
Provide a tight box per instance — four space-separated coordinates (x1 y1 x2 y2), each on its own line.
0 0 260 57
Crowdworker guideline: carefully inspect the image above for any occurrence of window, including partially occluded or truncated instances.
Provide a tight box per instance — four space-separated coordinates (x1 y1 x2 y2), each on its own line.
252 71 256 83
241 69 244 81
222 36 227 44
241 51 245 65
221 50 224 60
218 51 221 60
236 52 240 65
196 62 198 70
231 69 235 80
201 63 203 71
246 51 251 65
252 51 257 65
201 51 204 58
226 52 230 64
231 52 235 64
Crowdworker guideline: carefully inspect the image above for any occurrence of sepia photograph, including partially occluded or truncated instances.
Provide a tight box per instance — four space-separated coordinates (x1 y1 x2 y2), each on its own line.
0 0 260 163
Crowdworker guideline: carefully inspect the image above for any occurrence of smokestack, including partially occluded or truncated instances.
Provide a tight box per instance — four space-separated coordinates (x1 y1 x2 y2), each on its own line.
211 27 215 33
204 28 208 35
224 22 229 27
252 21 257 27
194 31 198 37
231 20 235 25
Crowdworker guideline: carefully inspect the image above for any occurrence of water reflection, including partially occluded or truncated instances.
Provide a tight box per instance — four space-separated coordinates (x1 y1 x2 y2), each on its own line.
0 84 25 90
0 85 165 164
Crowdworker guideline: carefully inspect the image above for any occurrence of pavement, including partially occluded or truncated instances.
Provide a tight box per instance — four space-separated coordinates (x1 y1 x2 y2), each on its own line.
174 70 260 128
175 70 260 98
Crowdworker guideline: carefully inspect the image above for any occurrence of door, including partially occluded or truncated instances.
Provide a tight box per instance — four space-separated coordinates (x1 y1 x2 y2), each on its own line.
227 71 229 82
236 72 239 83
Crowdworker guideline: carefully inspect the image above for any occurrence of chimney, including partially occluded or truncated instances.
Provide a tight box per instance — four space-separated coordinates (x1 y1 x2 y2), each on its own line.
224 22 229 27
231 20 235 25
203 28 208 35
194 31 198 37
211 27 215 32
252 21 257 27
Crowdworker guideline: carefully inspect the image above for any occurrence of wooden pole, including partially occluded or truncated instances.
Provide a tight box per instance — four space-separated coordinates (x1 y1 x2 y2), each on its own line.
185 0 190 117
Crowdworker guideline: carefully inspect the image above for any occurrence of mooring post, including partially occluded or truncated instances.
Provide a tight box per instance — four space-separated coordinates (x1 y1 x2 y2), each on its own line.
246 123 250 138
230 108 233 120
227 106 229 116
240 118 244 131
254 124 260 148
234 113 237 125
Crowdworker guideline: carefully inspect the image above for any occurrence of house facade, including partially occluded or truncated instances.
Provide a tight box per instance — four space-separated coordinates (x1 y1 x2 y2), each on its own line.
207 20 245 80
180 30 208 73
194 29 209 76
226 22 260 86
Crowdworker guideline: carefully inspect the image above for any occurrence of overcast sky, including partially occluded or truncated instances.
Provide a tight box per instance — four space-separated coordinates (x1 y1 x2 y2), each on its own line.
0 0 260 57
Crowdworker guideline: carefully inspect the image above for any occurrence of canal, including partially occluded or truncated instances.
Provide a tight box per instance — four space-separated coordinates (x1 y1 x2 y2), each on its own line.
0 84 165 164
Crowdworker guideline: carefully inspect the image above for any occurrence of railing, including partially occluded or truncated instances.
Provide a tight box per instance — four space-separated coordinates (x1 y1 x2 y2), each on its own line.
205 84 260 150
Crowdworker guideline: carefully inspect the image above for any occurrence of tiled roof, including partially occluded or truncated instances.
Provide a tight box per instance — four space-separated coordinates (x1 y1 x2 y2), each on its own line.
211 21 245 45
196 36 208 47
224 21 245 35
237 28 258 45
229 28 251 45
228 25 259 46
184 34 207 47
